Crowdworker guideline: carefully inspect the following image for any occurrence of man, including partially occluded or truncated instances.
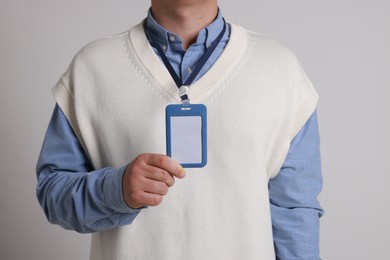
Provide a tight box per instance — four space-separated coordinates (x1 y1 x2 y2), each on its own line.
36 0 323 259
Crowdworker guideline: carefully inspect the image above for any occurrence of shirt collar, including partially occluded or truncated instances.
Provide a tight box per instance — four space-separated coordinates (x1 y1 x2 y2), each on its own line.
146 8 225 50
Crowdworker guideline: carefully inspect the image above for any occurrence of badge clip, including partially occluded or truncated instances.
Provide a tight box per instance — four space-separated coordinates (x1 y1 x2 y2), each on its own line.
179 86 191 107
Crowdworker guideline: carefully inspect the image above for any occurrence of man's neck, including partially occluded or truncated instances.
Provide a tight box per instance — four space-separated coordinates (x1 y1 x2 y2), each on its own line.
151 0 218 49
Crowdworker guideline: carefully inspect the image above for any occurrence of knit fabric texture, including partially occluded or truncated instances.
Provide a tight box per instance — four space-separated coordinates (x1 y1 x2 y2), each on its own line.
53 22 319 260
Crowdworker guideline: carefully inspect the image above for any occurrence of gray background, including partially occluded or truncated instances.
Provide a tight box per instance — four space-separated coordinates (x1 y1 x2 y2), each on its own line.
0 0 389 259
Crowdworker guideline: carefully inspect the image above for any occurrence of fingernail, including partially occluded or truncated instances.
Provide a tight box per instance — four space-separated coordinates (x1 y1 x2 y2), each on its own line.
179 165 186 177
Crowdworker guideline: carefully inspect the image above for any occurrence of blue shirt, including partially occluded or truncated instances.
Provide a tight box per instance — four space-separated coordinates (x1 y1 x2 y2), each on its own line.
36 9 323 260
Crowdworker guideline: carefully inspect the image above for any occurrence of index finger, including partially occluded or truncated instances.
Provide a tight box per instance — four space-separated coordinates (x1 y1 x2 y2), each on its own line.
143 154 186 179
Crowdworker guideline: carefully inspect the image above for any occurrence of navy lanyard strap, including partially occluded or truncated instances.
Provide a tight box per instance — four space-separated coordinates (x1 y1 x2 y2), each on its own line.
144 20 227 101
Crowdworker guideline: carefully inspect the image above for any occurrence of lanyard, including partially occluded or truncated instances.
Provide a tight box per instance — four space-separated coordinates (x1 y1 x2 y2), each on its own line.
144 20 227 103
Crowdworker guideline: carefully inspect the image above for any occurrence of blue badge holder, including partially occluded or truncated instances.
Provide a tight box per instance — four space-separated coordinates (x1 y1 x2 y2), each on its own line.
166 104 207 168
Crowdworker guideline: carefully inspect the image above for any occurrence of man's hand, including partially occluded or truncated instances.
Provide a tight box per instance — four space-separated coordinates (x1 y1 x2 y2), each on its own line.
122 153 186 209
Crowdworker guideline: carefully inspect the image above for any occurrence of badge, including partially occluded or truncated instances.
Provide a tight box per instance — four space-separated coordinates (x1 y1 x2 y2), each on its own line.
166 104 207 168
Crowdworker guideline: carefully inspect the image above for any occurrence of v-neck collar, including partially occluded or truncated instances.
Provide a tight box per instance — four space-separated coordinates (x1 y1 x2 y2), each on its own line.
126 21 248 104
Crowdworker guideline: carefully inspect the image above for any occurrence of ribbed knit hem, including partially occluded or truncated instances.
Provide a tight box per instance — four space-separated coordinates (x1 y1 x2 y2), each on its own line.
268 90 319 179
52 79 88 158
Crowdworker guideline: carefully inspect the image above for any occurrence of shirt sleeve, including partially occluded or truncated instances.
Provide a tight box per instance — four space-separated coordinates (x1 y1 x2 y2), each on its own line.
269 109 324 260
36 105 141 233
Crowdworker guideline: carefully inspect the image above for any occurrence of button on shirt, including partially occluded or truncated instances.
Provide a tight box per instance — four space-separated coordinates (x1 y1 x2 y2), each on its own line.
145 9 229 83
36 9 323 260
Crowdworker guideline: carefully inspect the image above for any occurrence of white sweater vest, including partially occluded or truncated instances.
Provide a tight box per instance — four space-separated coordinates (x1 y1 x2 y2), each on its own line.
53 22 319 260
